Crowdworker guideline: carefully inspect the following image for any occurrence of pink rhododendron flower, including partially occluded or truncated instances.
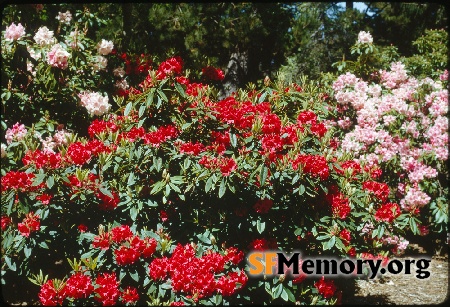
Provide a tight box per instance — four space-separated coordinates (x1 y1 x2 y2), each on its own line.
5 22 25 41
47 43 70 69
96 39 114 55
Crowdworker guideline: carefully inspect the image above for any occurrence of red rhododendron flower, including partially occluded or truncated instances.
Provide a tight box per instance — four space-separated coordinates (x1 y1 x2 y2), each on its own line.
63 272 94 299
143 125 179 147
202 66 225 81
1 216 12 231
1 171 35 192
374 203 401 223
363 181 390 202
39 279 65 306
336 160 362 177
297 110 317 125
292 154 330 180
292 273 307 284
249 238 278 251
96 190 120 210
85 139 113 155
339 229 351 246
253 199 273 214
22 149 61 169
310 122 327 137
178 142 205 155
95 272 120 306
78 224 88 233
170 302 185 306
18 212 40 237
120 286 139 304
65 142 91 165
157 56 183 79
36 193 52 205
115 246 140 266
326 185 351 219
149 257 170 280
314 276 336 299
261 113 282 134
92 232 111 250
110 225 133 243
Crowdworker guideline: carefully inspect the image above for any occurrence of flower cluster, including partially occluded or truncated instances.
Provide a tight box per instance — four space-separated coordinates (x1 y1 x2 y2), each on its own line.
149 243 247 299
47 43 70 69
5 122 27 144
202 66 225 81
78 91 111 116
4 22 26 41
357 31 373 44
17 212 40 237
198 156 238 176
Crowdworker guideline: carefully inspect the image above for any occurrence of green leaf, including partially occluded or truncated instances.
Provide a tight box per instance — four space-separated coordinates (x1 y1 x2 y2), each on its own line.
298 184 305 195
230 133 237 147
281 288 289 301
99 187 113 199
257 220 265 234
130 207 138 221
127 172 135 186
260 165 268 187
205 176 213 193
157 89 168 102
46 176 54 189
138 105 146 118
272 283 283 299
4 256 16 271
124 102 132 116
129 270 139 282
218 178 226 198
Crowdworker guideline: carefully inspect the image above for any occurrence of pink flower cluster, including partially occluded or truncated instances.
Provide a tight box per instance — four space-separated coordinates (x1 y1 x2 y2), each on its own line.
4 22 25 41
5 122 27 144
333 62 448 214
47 43 70 69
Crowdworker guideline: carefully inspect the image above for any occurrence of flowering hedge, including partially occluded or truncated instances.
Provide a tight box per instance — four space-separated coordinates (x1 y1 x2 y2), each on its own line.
1 9 448 306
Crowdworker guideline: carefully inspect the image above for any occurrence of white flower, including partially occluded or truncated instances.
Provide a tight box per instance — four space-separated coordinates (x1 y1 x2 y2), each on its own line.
47 44 70 69
91 55 108 71
5 22 26 41
357 31 373 44
34 26 56 46
5 123 27 144
1 143 7 158
96 39 114 55
78 91 111 116
56 11 72 25
113 66 126 78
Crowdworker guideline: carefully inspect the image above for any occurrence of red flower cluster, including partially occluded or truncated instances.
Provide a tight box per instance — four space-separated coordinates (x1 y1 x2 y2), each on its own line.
88 119 119 138
95 272 120 305
326 185 351 219
38 280 65 306
118 127 145 142
374 203 401 223
148 244 247 299
185 82 209 96
63 272 94 299
314 276 336 299
36 193 52 205
1 171 35 192
96 190 120 210
202 66 225 81
157 56 183 80
1 216 11 230
297 110 317 125
118 52 152 75
178 142 206 155
92 225 157 265
22 149 61 169
253 199 273 214
335 160 361 178
248 238 278 251
65 173 99 194
362 180 390 202
339 228 351 246
292 154 330 180
261 113 282 134
65 142 91 165
199 155 237 176
143 125 179 147
206 131 231 154
17 212 40 237
120 286 139 304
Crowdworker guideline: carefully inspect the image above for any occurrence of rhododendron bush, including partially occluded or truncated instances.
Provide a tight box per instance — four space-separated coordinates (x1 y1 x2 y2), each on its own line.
1 10 448 306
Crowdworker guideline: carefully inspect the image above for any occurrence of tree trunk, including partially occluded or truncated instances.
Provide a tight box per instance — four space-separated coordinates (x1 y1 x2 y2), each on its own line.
219 51 248 99
346 1 353 10
122 3 133 47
